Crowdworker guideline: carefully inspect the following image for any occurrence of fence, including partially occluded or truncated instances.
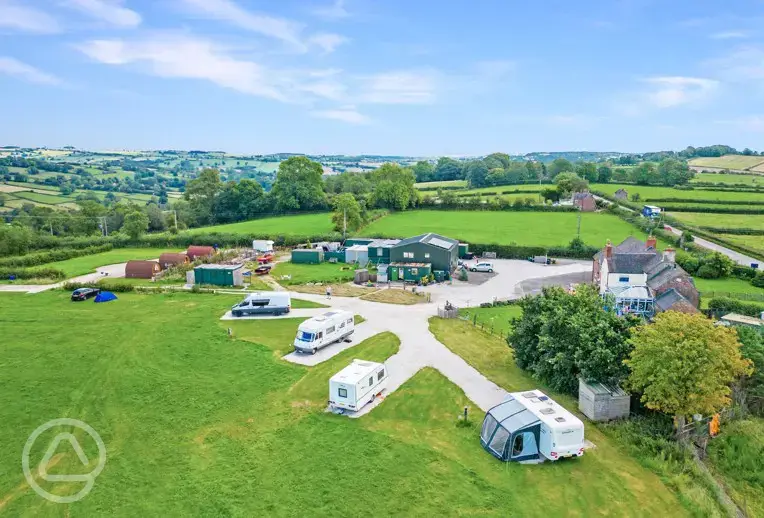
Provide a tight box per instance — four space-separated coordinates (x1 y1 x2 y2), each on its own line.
701 291 764 302
460 313 510 341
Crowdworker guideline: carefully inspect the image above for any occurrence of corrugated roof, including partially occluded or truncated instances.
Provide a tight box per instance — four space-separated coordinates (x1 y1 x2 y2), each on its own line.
194 264 243 271
721 313 764 326
394 233 458 248
580 379 629 397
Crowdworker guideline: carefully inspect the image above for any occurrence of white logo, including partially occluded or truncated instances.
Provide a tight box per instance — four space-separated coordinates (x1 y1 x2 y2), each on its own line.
22 418 106 503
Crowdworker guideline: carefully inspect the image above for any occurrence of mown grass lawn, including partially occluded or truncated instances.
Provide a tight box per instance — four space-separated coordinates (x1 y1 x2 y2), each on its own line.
360 210 657 247
414 179 467 189
0 291 699 516
459 304 522 336
688 155 764 170
271 261 360 285
186 213 334 236
36 248 174 277
693 277 764 297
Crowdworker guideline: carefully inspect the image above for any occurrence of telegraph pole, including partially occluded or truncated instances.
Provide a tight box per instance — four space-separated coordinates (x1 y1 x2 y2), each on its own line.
173 210 178 229
343 208 347 241
577 212 582 237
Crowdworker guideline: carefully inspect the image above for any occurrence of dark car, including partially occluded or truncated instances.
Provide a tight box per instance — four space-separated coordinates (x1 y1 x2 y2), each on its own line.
71 288 100 301
254 264 272 275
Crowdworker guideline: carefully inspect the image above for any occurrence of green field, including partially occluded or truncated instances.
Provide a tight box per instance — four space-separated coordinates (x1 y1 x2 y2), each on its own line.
666 212 764 230
414 180 467 189
716 234 764 258
11 191 69 205
694 277 764 297
38 248 174 277
595 183 764 203
692 173 764 185
458 305 522 336
361 210 658 247
271 261 359 285
0 291 706 516
453 184 547 196
187 213 334 236
689 155 764 170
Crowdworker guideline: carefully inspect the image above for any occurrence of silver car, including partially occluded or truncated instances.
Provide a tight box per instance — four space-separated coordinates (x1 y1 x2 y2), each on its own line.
470 262 494 273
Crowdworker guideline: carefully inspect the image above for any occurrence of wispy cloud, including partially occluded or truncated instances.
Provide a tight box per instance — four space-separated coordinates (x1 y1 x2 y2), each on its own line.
61 0 142 28
642 76 719 108
311 105 369 124
706 45 764 81
710 31 748 40
311 0 349 20
0 57 62 85
0 1 61 33
358 70 439 104
179 0 346 53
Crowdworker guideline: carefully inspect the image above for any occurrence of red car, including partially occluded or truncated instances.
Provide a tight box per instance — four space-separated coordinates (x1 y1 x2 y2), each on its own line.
257 253 274 264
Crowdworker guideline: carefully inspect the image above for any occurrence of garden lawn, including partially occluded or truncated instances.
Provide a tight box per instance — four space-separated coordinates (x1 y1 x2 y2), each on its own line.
0 291 699 516
186 213 334 236
360 210 656 247
359 287 424 305
694 277 764 299
37 248 172 277
271 261 359 285
459 304 522 336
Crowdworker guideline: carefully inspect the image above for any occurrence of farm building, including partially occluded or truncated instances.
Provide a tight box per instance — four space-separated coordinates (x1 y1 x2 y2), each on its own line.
388 262 432 282
578 379 630 422
366 239 400 264
291 249 324 264
187 245 215 260
158 252 189 270
344 238 374 247
614 188 629 200
193 264 244 286
125 260 161 279
390 233 459 272
572 192 596 212
345 245 369 264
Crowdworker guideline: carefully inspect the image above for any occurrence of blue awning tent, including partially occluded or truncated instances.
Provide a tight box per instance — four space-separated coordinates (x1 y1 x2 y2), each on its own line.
94 291 117 303
480 396 542 462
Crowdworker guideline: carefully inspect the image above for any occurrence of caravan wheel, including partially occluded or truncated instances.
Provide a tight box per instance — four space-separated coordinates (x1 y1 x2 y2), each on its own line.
312 348 317 355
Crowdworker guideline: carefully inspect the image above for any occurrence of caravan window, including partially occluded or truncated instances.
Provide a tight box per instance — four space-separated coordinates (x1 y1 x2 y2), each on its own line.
317 332 323 339
411 268 418 275
378 369 385 381
377 248 383 256
403 252 414 259
368 377 374 386
327 326 335 334
424 253 430 259
339 322 345 329
250 299 269 307
347 318 353 325
338 388 347 398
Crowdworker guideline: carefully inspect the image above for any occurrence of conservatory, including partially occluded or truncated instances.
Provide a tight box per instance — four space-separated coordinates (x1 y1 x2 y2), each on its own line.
607 286 655 317
479 397 542 462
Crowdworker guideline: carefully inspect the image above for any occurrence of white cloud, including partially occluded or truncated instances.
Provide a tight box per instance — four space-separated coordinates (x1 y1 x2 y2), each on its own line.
358 70 438 104
308 33 349 53
0 1 61 33
0 57 62 85
642 76 719 108
62 0 141 27
311 106 369 124
710 31 748 40
77 35 288 101
312 0 349 20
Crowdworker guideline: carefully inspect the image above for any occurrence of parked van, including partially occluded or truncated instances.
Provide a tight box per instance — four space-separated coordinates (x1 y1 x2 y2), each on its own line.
252 240 274 253
329 359 387 412
293 310 354 354
231 292 290 317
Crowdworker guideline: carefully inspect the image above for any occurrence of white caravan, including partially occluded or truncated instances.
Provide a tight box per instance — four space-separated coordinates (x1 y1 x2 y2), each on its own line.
513 390 585 461
252 240 275 253
293 310 354 354
329 359 387 412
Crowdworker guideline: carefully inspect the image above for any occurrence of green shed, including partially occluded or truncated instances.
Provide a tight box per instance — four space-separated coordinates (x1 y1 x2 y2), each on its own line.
324 250 346 263
458 243 470 258
388 262 432 283
291 248 324 264
390 233 459 272
366 239 400 265
344 238 374 247
194 264 244 286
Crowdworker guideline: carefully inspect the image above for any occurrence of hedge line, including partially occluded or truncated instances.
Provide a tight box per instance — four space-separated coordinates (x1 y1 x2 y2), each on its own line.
0 266 65 280
462 242 599 260
417 201 578 212
0 244 113 267
707 297 764 317
62 281 135 292
697 227 764 236
454 189 546 197
656 205 764 214
416 185 468 192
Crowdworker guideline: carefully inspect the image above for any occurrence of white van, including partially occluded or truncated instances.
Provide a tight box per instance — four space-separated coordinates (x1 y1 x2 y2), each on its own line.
231 292 290 317
329 359 387 412
293 310 354 354
252 240 274 253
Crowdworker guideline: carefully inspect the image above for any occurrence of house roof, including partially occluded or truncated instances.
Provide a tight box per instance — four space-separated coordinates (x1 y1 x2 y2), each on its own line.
615 188 628 194
394 233 458 249
606 252 660 274
572 192 594 200
367 239 400 248
594 236 653 262
654 288 698 313
608 285 651 299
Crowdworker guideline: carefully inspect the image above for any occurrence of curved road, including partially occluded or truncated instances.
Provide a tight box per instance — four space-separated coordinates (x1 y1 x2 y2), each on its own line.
664 225 760 267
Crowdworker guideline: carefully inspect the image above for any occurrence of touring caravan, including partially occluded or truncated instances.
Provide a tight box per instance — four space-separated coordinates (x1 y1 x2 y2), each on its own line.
293 310 354 354
252 240 275 253
329 359 387 412
480 390 585 462
231 292 291 317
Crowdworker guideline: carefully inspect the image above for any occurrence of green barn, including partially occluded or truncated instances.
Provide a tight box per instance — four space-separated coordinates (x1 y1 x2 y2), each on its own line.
390 233 459 272
291 249 324 264
388 262 432 282
194 264 244 286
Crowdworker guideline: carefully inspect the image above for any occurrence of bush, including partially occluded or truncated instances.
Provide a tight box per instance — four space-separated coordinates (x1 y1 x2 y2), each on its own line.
751 273 764 289
696 264 719 279
0 244 113 268
0 266 65 280
708 297 764 317
62 281 135 293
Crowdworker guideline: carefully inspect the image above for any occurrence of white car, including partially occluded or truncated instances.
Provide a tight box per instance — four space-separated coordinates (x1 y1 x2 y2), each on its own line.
470 262 494 273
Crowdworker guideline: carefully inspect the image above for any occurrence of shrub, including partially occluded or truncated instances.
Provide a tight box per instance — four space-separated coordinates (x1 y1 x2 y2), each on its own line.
752 273 764 289
708 297 764 317
62 281 135 293
696 264 719 279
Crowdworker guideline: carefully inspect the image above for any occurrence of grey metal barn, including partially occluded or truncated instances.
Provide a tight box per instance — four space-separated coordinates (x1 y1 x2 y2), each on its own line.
578 379 630 422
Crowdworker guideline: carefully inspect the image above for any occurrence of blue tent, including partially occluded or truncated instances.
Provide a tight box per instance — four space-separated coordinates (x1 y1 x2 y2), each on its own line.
94 291 117 303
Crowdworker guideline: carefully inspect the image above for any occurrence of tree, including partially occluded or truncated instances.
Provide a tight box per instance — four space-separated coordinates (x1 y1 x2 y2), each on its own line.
0 224 33 256
626 312 752 429
555 172 588 197
483 152 512 170
575 162 598 183
412 161 435 183
630 162 660 185
331 193 364 234
548 158 574 178
465 160 489 188
433 157 464 181
145 203 166 231
122 210 150 239
270 156 327 212
184 168 222 225
369 163 418 210
735 327 764 414
509 285 639 395
597 164 612 183
658 158 693 186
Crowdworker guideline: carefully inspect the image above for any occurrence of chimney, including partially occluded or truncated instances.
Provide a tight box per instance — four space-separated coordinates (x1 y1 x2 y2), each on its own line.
663 247 676 263
605 240 613 258
646 236 657 250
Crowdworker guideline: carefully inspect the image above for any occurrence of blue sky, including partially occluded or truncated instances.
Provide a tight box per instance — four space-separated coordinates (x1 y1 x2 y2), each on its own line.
1 0 764 155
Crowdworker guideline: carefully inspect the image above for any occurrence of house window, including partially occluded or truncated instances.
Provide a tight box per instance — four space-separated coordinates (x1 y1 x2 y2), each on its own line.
411 268 418 275
378 369 385 381
618 276 629 283
403 252 414 259
338 388 347 398
377 248 383 256
424 253 430 259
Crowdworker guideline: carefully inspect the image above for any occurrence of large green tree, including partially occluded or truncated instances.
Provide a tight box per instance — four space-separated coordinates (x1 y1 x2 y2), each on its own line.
658 158 694 186
122 210 150 239
434 157 464 181
369 163 418 210
412 161 435 183
555 172 588 197
270 156 327 212
465 160 490 188
626 312 752 426
736 327 764 414
575 162 598 183
548 158 574 178
184 168 223 225
331 193 364 234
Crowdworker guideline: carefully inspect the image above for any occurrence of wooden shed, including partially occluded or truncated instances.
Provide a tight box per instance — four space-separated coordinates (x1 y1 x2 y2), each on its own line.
159 252 189 270
125 260 161 279
578 379 630 422
186 245 215 261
